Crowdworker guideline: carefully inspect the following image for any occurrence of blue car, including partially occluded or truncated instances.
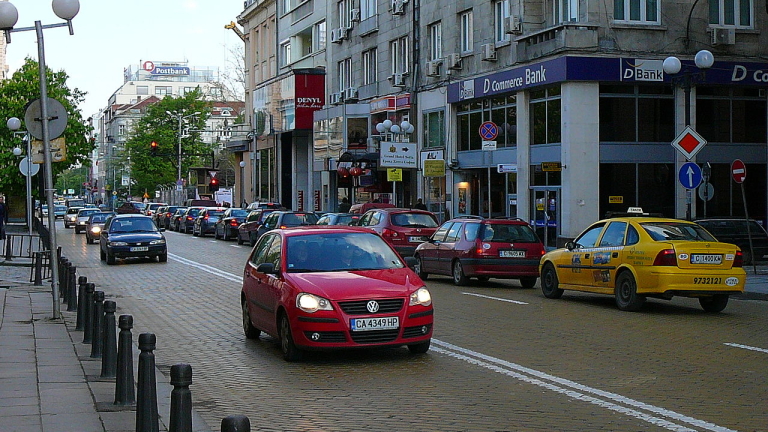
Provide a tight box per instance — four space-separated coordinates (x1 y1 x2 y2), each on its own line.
99 214 167 265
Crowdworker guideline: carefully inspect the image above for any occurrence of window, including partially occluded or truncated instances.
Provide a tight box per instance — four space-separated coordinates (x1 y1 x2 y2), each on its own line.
280 40 291 66
362 48 377 85
314 21 326 51
614 0 660 23
361 0 377 20
390 36 409 75
493 1 509 42
282 0 292 15
155 86 172 96
338 0 351 29
338 58 352 90
457 96 517 151
459 10 473 53
554 0 578 23
428 22 442 61
599 84 674 142
530 86 561 145
709 0 752 27
696 87 766 143
136 86 148 95
118 124 126 137
423 109 445 148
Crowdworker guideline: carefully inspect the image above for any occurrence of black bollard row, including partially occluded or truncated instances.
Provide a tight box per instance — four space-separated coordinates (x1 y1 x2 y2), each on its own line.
114 315 135 406
221 415 251 432
90 291 105 358
169 364 193 432
136 333 159 432
100 301 117 379
59 259 69 302
33 252 43 286
67 265 78 312
76 277 88 330
82 283 95 344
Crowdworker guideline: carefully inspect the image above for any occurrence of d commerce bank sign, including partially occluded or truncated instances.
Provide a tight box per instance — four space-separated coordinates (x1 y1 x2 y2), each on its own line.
447 56 768 103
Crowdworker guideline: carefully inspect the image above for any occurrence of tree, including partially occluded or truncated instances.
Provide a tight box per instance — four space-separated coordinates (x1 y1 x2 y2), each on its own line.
123 90 211 198
0 58 94 198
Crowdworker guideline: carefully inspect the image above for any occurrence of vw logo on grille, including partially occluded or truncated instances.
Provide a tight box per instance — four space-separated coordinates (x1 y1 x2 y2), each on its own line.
366 300 380 313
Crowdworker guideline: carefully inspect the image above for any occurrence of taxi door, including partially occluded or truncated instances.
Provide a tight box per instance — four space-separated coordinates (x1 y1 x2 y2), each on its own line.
554 222 606 288
589 221 628 293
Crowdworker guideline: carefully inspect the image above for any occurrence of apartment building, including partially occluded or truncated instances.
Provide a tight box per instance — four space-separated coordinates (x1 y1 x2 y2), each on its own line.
238 0 768 246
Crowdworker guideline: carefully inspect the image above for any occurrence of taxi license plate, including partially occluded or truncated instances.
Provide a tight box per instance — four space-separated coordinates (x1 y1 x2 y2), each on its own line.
130 246 149 252
409 236 427 242
350 317 399 332
690 254 722 264
500 250 526 258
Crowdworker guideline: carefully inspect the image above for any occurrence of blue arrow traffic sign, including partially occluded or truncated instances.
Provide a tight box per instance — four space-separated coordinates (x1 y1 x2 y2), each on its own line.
678 162 702 190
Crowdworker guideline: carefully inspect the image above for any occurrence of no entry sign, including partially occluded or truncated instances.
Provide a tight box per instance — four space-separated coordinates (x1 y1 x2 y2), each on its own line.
731 159 746 184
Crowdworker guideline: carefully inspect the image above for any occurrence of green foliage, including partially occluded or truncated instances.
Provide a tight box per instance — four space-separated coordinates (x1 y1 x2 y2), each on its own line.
123 91 211 198
55 167 89 195
0 58 94 198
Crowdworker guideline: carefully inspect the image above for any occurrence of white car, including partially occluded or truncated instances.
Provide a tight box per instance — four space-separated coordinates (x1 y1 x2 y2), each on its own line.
74 208 100 234
64 207 83 228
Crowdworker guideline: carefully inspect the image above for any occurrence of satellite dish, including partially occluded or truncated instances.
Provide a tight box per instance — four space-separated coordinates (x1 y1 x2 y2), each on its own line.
24 98 69 140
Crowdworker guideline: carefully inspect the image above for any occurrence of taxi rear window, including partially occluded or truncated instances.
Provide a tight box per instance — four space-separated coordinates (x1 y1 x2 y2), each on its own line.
641 222 716 242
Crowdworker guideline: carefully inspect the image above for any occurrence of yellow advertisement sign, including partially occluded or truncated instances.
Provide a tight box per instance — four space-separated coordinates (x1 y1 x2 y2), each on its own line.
423 160 445 177
541 162 562 172
608 196 624 204
31 137 67 164
387 168 402 182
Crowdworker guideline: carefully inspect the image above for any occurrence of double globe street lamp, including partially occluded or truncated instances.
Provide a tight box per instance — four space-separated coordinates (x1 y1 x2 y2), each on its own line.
166 110 201 205
0 0 81 318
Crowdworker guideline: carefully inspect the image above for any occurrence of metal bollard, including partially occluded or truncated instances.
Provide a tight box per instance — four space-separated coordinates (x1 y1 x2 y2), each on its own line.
59 259 69 302
100 301 117 378
114 315 135 406
169 364 193 432
82 283 95 344
90 291 105 358
33 252 43 286
221 415 251 432
67 265 78 312
75 276 88 330
136 333 159 432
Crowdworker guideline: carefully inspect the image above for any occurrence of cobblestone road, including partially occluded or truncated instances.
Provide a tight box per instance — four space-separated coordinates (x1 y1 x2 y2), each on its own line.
57 222 768 431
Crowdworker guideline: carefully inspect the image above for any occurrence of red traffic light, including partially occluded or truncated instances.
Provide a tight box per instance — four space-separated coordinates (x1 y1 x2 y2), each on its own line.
209 177 219 192
150 141 158 155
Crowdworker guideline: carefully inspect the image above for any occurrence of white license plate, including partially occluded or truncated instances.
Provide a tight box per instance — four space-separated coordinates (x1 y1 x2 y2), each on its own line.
350 316 399 331
500 250 526 258
130 246 149 252
409 236 427 242
691 254 722 264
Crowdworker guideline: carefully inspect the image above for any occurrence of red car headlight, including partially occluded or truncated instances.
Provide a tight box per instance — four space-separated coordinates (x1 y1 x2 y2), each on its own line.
296 293 333 313
409 288 432 307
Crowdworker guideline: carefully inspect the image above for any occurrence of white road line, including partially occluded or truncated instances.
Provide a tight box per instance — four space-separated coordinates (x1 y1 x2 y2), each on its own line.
724 342 768 354
462 292 528 305
168 254 734 432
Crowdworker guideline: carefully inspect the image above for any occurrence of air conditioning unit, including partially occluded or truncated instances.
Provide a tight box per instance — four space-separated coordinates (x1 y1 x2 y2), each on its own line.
390 73 405 87
447 53 462 70
392 0 405 15
426 61 441 77
350 8 361 22
711 27 736 45
329 92 343 105
330 28 343 44
344 87 359 101
482 43 497 61
504 16 522 35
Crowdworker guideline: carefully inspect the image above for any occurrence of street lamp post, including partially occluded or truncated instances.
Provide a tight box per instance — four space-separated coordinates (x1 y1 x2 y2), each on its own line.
0 0 80 319
167 110 200 205
239 160 246 207
8 117 34 235
663 50 714 221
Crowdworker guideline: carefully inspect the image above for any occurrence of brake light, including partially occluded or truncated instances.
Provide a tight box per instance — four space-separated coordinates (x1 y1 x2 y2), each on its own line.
186 216 193 220
381 228 398 241
230 220 239 226
279 225 287 229
204 215 209 220
166 212 172 217
652 249 677 266
733 250 743 268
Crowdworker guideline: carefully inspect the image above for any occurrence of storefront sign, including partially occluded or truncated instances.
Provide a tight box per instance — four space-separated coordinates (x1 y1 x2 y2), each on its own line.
541 162 562 172
380 142 417 168
423 160 446 177
497 164 517 173
621 59 663 82
609 196 624 204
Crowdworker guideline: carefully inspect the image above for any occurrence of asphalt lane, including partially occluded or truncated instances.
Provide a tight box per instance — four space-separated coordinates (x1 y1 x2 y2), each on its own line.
57 222 768 431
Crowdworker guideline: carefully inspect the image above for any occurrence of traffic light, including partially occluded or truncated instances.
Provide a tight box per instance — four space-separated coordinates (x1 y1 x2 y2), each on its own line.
150 141 158 155
209 177 219 192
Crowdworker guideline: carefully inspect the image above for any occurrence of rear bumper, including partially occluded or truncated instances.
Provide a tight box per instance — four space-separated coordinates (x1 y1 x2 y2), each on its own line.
643 268 745 296
462 258 540 278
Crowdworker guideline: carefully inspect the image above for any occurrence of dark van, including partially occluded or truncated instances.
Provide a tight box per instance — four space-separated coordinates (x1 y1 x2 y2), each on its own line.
694 218 768 265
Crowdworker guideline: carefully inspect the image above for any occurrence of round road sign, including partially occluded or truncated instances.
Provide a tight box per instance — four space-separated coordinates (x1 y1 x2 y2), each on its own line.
678 162 702 190
731 159 746 183
479 121 499 140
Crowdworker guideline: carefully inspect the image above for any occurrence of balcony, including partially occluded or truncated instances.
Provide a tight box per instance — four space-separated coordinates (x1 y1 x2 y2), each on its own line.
515 23 599 62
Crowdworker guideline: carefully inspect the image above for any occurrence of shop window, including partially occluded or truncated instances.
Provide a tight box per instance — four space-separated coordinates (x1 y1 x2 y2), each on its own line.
697 87 766 144
423 110 445 149
530 86 561 145
709 0 752 28
614 0 660 24
599 84 674 142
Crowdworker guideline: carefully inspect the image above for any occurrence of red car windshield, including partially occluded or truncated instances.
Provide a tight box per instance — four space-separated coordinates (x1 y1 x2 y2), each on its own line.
286 233 403 273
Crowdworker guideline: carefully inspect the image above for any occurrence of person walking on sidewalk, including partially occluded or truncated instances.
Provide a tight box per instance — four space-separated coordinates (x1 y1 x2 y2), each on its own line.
0 195 7 240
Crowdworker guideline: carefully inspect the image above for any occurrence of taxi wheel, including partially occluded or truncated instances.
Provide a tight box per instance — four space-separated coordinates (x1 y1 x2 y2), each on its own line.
520 277 537 289
414 255 429 280
699 294 729 313
452 260 469 286
541 264 564 299
615 271 645 311
237 234 244 245
279 314 302 362
241 299 261 340
408 339 431 354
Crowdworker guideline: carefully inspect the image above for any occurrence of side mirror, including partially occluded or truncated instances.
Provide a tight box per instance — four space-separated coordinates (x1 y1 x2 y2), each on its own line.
565 241 576 251
256 262 278 275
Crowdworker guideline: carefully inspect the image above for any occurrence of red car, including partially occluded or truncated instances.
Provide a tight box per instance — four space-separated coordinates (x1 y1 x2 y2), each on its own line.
414 216 545 287
240 225 434 361
237 208 282 246
356 208 439 257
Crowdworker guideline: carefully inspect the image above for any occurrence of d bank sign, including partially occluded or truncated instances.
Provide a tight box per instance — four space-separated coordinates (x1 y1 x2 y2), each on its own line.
447 56 768 103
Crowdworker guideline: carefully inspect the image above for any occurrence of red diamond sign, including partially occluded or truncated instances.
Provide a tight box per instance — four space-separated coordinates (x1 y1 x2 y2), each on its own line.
671 126 707 160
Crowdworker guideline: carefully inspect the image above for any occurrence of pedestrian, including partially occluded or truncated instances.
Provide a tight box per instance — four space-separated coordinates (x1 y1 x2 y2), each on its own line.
0 195 7 240
338 197 351 213
413 198 427 210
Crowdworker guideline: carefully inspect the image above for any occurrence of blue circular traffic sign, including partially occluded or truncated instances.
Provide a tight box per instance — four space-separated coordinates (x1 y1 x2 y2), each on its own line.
678 162 702 190
479 121 498 140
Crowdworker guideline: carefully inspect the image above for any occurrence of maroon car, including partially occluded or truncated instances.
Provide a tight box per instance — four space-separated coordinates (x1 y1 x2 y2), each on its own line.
356 208 439 257
237 208 282 246
414 216 545 287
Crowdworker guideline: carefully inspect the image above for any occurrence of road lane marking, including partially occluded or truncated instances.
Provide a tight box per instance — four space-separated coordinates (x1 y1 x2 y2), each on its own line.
432 340 735 432
462 292 528 305
724 342 768 354
167 254 733 432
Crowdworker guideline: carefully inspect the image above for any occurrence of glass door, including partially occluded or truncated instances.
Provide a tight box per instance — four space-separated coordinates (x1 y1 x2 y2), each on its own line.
530 187 560 250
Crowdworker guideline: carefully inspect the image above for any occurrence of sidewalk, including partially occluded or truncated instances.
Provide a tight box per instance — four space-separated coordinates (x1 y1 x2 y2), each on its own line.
0 264 212 432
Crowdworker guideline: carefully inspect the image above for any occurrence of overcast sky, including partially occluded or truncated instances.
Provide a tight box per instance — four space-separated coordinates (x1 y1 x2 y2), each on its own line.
5 0 244 118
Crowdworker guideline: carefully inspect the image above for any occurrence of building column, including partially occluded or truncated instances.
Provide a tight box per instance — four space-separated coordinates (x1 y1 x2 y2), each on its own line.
516 90 531 223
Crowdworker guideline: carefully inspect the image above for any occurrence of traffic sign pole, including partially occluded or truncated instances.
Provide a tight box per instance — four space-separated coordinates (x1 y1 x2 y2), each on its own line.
731 159 756 273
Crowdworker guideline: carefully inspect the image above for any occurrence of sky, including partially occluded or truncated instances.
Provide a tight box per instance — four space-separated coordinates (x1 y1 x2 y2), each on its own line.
5 0 245 118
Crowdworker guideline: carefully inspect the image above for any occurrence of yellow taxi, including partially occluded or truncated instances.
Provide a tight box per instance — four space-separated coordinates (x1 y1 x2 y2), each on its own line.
539 209 745 312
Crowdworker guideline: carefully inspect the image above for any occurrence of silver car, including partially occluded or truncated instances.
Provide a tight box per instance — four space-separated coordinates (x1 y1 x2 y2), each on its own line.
74 208 99 233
